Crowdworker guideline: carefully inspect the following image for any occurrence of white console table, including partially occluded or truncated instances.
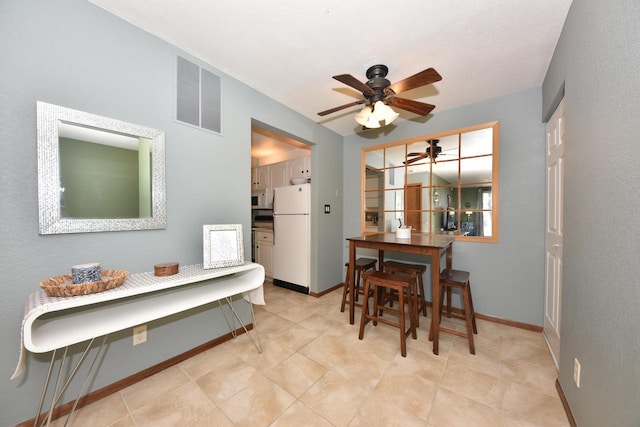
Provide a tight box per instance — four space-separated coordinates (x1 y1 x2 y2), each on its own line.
13 262 265 426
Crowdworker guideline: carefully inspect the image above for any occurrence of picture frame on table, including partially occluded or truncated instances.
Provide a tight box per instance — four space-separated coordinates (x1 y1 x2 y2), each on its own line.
203 224 244 269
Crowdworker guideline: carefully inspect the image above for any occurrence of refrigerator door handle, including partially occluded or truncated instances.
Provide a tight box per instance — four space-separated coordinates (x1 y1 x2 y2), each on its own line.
272 217 276 246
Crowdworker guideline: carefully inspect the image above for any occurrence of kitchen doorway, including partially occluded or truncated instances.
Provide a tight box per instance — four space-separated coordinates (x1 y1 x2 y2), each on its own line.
250 121 312 283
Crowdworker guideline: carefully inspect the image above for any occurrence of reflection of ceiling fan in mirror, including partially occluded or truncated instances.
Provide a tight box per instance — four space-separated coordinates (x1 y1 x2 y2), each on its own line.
317 64 442 129
405 139 449 164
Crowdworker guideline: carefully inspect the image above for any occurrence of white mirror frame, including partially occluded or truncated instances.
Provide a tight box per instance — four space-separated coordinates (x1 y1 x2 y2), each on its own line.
37 101 167 234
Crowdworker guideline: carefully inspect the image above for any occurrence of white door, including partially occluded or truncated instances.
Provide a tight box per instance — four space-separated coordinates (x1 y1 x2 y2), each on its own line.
543 98 565 369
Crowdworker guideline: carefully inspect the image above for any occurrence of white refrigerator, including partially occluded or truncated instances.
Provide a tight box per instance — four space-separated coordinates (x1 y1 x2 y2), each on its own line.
272 184 310 293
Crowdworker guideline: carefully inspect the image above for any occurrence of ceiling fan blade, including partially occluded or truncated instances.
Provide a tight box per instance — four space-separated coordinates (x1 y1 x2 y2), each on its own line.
388 68 442 95
404 154 428 164
388 97 436 116
407 152 424 157
333 74 374 95
317 100 364 116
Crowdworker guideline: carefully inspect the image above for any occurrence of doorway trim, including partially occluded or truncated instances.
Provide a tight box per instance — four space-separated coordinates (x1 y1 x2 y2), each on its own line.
543 97 565 369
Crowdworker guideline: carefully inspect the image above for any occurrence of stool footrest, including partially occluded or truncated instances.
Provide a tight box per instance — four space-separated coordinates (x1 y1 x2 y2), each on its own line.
438 326 467 338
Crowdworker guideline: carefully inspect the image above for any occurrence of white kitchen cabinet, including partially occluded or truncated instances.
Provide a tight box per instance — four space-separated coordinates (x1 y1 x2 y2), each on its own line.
255 230 273 278
251 165 270 190
288 156 311 179
252 157 311 190
269 161 288 188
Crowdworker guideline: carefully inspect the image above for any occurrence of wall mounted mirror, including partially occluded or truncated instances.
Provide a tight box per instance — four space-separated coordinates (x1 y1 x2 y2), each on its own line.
37 101 166 234
362 121 499 242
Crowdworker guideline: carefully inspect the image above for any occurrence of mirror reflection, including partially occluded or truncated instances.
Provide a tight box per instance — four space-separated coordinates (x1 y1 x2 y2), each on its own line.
37 102 166 234
59 122 153 219
362 122 499 241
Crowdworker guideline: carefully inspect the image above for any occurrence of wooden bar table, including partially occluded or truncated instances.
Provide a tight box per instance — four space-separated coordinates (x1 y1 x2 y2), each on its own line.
346 233 455 355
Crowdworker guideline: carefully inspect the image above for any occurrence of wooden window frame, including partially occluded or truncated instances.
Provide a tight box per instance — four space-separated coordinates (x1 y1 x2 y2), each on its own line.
361 121 499 243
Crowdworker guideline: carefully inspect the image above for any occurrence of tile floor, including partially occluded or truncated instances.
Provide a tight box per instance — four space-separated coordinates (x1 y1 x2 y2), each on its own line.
51 281 569 427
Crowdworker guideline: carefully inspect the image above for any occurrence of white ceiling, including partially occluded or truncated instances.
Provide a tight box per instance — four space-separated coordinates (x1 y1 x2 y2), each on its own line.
89 0 572 144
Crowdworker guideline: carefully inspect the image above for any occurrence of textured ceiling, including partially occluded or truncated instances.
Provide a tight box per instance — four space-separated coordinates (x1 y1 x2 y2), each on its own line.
90 0 572 140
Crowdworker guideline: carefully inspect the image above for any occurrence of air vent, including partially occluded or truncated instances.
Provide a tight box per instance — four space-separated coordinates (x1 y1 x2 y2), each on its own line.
176 56 221 133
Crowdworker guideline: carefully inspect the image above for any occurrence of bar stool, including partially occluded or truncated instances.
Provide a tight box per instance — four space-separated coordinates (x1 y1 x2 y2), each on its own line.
382 261 428 323
358 271 418 357
432 269 477 354
340 258 377 312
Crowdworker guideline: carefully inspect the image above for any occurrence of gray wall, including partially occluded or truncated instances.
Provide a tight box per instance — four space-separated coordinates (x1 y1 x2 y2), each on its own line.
0 0 343 424
344 87 546 325
542 1 640 426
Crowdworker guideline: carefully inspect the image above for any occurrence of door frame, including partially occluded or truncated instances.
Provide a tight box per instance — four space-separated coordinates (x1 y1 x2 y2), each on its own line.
404 183 422 232
543 97 565 369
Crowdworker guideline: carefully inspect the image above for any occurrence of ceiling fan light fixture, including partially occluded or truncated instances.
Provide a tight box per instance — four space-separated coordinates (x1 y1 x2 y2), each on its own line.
318 64 442 129
372 101 399 125
386 110 399 125
354 106 371 126
355 106 381 128
364 114 382 129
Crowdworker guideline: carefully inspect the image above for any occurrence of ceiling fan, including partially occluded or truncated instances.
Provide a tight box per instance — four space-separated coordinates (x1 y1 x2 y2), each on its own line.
317 64 442 128
405 139 446 164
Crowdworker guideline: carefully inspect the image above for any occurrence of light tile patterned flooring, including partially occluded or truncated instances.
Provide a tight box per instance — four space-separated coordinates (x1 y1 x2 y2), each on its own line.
51 281 569 427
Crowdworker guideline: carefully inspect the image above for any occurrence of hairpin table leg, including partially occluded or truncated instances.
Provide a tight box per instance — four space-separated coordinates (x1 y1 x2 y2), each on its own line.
33 336 108 427
223 296 262 353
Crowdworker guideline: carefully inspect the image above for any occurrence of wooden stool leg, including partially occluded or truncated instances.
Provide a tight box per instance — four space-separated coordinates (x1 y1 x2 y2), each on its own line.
468 281 478 334
354 269 361 303
439 284 446 322
408 281 417 339
377 287 388 318
372 283 382 326
408 273 419 329
446 286 452 318
417 274 427 317
414 273 421 328
398 287 406 357
428 315 434 342
340 268 349 312
429 286 444 342
462 286 475 354
358 279 371 339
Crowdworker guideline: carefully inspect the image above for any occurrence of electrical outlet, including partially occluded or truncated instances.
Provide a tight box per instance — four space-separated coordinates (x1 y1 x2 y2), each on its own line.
133 324 147 346
573 358 581 388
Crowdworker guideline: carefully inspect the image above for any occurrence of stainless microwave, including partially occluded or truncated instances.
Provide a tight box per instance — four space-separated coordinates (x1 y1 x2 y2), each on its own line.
251 188 272 209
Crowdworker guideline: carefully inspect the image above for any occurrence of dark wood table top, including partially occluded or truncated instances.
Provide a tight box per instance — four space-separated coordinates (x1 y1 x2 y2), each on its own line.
347 233 455 250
